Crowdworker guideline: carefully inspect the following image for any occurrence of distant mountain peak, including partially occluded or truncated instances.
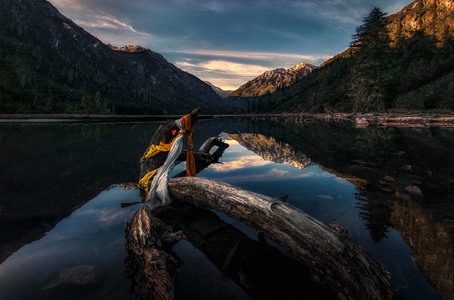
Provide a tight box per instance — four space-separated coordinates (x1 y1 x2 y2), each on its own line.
110 45 149 53
204 81 233 98
289 62 314 71
227 62 316 98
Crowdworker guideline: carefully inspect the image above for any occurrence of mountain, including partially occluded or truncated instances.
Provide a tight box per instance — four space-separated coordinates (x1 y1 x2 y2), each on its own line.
239 0 454 113
227 62 315 98
0 0 227 115
2 0 453 115
204 81 233 98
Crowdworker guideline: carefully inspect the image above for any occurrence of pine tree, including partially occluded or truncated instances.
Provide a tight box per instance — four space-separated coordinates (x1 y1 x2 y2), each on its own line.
349 7 390 112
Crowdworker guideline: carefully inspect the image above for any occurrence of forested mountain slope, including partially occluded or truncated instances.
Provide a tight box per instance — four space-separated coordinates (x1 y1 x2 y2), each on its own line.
237 0 454 114
0 0 227 114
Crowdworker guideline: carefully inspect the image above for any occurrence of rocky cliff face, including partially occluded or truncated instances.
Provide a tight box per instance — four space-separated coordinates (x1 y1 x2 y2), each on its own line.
387 0 454 45
227 62 316 98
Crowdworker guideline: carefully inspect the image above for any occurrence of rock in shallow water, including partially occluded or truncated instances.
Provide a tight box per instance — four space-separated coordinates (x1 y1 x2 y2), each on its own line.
405 185 423 197
42 265 105 291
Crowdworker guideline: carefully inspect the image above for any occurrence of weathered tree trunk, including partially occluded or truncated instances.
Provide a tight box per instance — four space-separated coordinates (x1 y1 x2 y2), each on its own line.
168 177 393 300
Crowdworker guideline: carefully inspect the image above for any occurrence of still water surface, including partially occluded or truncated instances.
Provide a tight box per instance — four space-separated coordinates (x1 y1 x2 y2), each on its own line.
0 116 453 299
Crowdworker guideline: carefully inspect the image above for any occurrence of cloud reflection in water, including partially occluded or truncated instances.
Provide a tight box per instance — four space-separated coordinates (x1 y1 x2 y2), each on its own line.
0 188 141 300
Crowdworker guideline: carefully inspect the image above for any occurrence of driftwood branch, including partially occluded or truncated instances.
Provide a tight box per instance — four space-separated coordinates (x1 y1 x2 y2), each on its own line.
168 177 392 300
125 126 229 299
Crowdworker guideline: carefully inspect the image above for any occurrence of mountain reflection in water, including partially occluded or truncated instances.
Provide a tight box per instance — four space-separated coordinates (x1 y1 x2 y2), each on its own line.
0 117 452 300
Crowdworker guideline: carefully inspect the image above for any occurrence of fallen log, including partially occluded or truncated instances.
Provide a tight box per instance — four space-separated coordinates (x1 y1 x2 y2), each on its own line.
168 176 393 300
126 108 391 299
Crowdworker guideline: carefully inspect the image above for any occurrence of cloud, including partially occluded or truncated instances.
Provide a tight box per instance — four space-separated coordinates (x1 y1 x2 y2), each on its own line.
172 49 329 64
318 194 334 200
179 59 269 76
199 0 231 12
210 153 270 171
176 59 269 89
78 15 139 33
173 59 255 90
79 15 152 46
51 0 152 46
171 49 330 89
49 0 412 90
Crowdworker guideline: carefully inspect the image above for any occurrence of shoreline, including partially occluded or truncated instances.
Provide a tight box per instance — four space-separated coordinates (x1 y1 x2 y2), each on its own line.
0 114 215 123
1 112 454 127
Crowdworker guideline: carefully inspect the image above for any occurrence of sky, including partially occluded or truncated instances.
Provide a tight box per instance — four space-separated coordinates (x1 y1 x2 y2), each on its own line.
49 0 413 90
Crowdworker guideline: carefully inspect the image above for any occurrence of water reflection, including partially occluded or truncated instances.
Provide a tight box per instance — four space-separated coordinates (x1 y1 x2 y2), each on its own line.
228 133 313 169
218 117 453 300
0 117 453 299
0 187 140 300
0 122 160 263
198 138 360 225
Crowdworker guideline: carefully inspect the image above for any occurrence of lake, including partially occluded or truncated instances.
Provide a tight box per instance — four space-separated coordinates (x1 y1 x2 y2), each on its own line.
0 116 453 300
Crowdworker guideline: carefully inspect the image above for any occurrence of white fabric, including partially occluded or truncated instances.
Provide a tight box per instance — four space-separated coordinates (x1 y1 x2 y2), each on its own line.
174 117 183 129
146 133 183 208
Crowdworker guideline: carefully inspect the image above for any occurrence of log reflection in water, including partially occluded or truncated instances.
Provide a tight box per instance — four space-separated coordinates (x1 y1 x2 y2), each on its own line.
125 208 184 300
154 202 337 300
238 116 454 299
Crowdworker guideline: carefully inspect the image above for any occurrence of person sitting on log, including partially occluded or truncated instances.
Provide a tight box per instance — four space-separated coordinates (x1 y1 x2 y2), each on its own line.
138 108 199 210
